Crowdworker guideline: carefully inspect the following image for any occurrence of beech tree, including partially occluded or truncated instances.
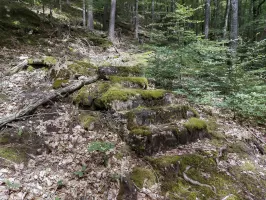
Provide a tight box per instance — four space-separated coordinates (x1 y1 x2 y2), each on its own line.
204 0 211 39
109 0 116 41
87 0 94 31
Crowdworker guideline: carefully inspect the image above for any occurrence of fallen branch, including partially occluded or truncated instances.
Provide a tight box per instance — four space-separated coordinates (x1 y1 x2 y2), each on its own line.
0 75 99 128
7 60 28 75
183 166 216 194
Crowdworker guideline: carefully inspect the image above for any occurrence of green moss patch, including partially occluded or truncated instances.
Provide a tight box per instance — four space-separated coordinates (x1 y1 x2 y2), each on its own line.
149 155 180 169
184 117 207 131
79 114 97 130
149 154 240 199
110 76 148 88
68 60 98 76
130 126 152 136
130 167 156 188
0 147 27 163
53 79 68 89
73 82 110 107
96 87 167 108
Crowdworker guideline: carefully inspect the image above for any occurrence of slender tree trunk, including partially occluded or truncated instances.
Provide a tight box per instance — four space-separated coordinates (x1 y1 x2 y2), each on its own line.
152 0 155 22
109 0 116 42
59 0 62 11
230 0 238 53
83 0 86 27
66 0 69 4
135 0 139 39
103 2 108 31
204 0 211 39
223 0 230 39
87 0 94 31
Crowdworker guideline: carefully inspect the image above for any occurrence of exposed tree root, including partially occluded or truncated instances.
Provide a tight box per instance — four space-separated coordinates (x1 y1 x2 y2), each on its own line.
183 166 216 194
0 75 99 128
216 145 227 165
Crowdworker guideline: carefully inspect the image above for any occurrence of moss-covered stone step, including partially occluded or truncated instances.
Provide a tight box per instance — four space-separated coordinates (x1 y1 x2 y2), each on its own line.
98 65 144 79
109 76 148 89
50 60 98 81
125 105 199 129
127 118 210 155
146 154 241 200
73 81 110 107
94 87 176 111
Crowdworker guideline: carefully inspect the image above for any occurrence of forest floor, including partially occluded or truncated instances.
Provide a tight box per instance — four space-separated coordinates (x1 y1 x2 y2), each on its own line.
1 2 266 200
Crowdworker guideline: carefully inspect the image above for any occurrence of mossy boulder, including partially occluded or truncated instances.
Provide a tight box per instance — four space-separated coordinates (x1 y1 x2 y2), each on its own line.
184 117 207 131
149 154 241 200
130 167 156 188
73 81 110 107
110 76 148 89
50 60 98 80
98 66 144 79
126 105 198 128
79 113 98 130
94 87 172 111
52 79 69 89
68 60 98 77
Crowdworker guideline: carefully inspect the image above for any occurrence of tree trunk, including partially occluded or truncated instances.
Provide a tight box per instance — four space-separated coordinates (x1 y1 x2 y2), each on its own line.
87 0 94 31
230 0 238 53
59 0 62 12
83 0 86 27
103 2 108 31
109 0 117 42
151 0 155 22
223 0 230 39
66 0 69 4
135 0 139 39
204 0 211 39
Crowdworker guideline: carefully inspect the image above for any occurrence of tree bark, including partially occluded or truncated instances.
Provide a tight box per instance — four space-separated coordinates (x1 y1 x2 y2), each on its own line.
109 0 117 42
204 0 211 39
87 0 94 31
103 2 108 31
83 0 86 27
0 76 99 128
230 0 238 53
223 0 231 39
135 0 139 39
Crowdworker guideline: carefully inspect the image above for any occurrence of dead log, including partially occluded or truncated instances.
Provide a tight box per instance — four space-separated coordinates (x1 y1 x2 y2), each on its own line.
7 60 29 75
0 75 99 128
7 56 57 76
